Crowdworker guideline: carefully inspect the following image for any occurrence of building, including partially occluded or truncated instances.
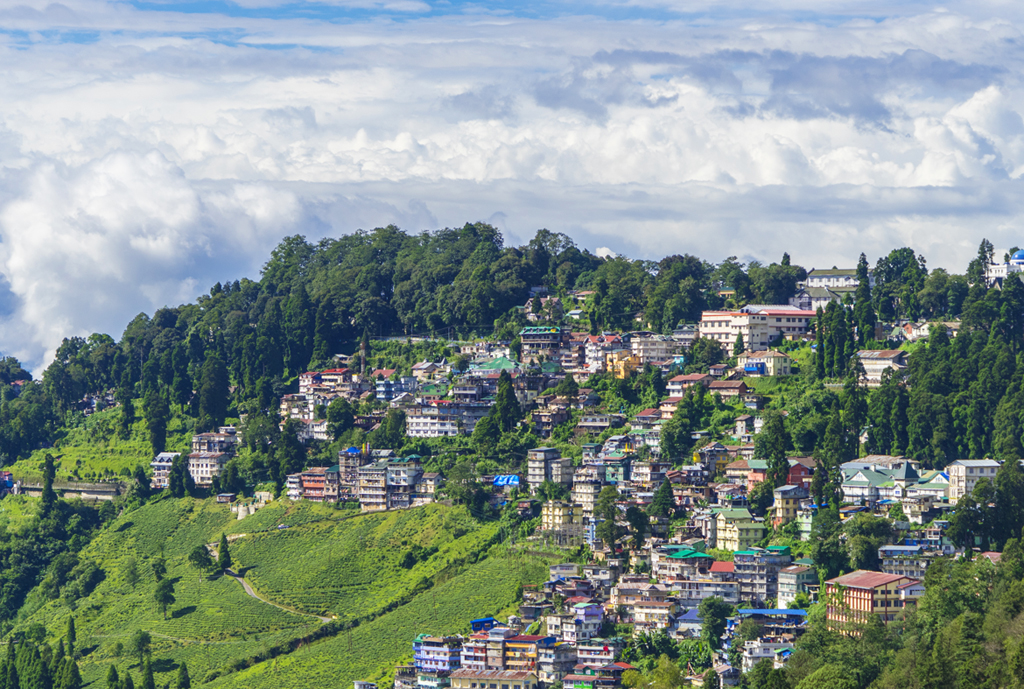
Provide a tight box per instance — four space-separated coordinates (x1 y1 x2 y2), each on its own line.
520 327 568 363
541 501 582 531
741 639 795 672
985 249 1024 287
777 565 818 608
699 308 815 351
878 545 940 579
187 452 229 487
448 670 537 689
708 380 748 398
414 635 463 674
947 459 1001 503
150 452 179 489
804 268 870 289
666 373 712 396
527 448 573 494
377 376 418 401
734 546 792 604
856 350 908 387
605 350 642 380
536 642 576 685
772 485 809 528
825 570 922 626
736 350 792 377
576 638 625 667
715 509 765 551
630 333 680 365
357 460 389 511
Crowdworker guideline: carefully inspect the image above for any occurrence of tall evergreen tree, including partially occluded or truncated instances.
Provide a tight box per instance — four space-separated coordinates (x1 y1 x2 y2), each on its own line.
143 389 170 457
853 252 876 344
814 307 826 380
174 663 190 689
197 354 229 432
756 411 790 488
41 453 57 518
218 533 232 572
105 665 118 689
648 480 675 518
491 370 521 433
66 617 76 659
733 332 744 356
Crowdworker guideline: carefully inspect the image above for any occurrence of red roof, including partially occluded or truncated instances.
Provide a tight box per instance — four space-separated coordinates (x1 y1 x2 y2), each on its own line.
826 570 911 589
710 561 735 573
661 396 683 404
670 373 711 382
636 408 660 417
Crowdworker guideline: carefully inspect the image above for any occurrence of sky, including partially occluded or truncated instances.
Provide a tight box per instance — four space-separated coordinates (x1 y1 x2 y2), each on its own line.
3 0 1024 369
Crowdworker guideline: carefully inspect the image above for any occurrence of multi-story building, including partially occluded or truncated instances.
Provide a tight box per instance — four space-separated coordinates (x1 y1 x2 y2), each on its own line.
150 452 179 489
674 578 740 607
386 456 423 509
630 461 669 489
448 670 537 689
734 546 792 604
505 636 556 672
541 501 582 531
527 448 573 494
632 600 678 630
947 459 1001 503
576 638 625 667
855 350 908 387
377 376 417 401
737 350 792 377
772 484 809 528
825 570 922 627
536 642 576 684
414 635 463 674
520 327 568 363
460 634 488 672
777 565 818 608
700 307 815 350
562 603 603 643
191 428 240 454
630 333 680 365
357 460 389 511
804 268 870 289
878 545 940 579
742 639 795 672
715 509 765 551
485 627 518 671
187 452 229 487
337 449 369 498
280 393 318 421
571 481 603 518
605 350 642 380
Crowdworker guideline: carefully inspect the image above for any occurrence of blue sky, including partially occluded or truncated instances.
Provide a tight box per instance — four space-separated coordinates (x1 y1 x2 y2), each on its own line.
1 0 1024 368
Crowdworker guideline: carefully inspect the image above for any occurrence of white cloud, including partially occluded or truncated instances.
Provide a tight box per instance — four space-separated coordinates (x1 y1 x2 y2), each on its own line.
2 1 1024 367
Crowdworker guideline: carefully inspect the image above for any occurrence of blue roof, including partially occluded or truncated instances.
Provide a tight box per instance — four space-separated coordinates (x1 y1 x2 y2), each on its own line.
1013 250 1024 261
679 608 701 621
737 609 808 616
493 475 520 486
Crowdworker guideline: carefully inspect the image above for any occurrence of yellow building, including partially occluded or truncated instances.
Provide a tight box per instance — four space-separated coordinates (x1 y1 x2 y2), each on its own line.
771 484 809 528
825 570 922 628
606 350 642 380
715 508 765 551
736 350 793 377
541 500 581 531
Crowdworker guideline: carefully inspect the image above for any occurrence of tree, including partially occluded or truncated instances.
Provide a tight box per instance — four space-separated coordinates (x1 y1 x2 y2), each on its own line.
175 662 191 689
698 596 732 649
325 397 355 440
756 411 790 488
106 665 119 689
197 353 230 432
471 414 500 456
139 658 154 689
41 453 57 517
119 396 136 440
131 465 151 501
595 486 622 550
853 253 876 344
188 545 215 584
625 506 650 550
154 578 176 619
130 630 151 665
66 616 76 658
151 557 167 581
648 480 675 518
143 389 170 456
491 370 521 433
733 332 745 356
218 533 232 571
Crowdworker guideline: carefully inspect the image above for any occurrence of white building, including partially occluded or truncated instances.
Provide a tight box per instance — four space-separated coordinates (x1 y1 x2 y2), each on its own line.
985 250 1024 287
947 459 1001 503
150 452 180 489
856 350 908 387
630 333 680 365
699 307 814 351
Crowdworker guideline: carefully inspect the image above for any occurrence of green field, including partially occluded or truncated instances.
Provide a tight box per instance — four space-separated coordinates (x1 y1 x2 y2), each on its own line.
207 550 552 689
7 404 195 482
8 496 521 687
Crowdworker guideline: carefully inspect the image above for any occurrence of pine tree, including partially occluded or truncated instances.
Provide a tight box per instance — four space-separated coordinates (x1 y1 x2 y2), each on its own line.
105 665 119 689
119 397 135 440
756 411 790 488
218 533 232 572
491 371 521 433
154 578 176 619
197 354 230 433
140 658 154 689
853 253 876 344
66 617 76 659
733 332 744 356
122 670 135 689
648 480 675 518
814 307 826 380
143 389 170 457
175 663 190 689
311 301 333 364
41 453 57 518
286 284 315 375
170 344 192 411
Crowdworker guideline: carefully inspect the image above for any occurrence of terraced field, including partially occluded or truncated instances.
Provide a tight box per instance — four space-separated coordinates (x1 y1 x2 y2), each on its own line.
9 496 512 687
208 551 553 689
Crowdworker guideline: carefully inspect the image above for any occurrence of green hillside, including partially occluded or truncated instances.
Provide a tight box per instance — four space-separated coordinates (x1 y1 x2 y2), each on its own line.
7 405 195 482
208 550 551 689
8 496 514 687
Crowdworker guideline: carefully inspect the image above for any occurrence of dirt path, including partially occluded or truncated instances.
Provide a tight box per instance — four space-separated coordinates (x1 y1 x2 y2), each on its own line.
205 542 332 623
222 568 332 623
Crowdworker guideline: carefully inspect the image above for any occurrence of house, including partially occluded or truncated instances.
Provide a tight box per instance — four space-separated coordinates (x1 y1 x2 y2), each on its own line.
742 639 796 673
856 350 908 387
777 565 818 608
525 297 564 322
804 267 869 289
699 308 815 351
734 546 792 604
825 570 922 627
788 286 849 311
150 452 180 489
708 380 748 398
734 415 754 438
772 485 809 527
527 448 573 494
520 327 568 362
715 509 765 551
412 361 441 380
542 501 582 531
947 459 1001 503
666 373 712 396
736 350 792 377
630 333 680 365
187 452 229 487
606 350 642 380
878 545 941 579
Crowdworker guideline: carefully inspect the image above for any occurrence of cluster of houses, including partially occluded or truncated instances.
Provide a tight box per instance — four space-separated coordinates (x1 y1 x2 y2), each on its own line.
150 426 241 491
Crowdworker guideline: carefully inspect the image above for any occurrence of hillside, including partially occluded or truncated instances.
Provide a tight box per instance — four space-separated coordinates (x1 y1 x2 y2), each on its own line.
10 496 517 687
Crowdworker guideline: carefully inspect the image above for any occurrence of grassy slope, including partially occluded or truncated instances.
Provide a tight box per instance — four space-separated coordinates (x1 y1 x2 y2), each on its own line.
10 496 504 687
208 550 553 689
7 404 194 482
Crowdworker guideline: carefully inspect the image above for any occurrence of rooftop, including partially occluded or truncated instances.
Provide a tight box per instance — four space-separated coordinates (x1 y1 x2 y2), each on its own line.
826 570 913 589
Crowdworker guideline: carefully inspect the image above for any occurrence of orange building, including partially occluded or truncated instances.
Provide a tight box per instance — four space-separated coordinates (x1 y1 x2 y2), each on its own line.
825 570 922 628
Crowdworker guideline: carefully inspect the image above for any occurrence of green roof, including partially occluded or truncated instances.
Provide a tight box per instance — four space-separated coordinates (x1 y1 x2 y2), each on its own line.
474 357 518 370
715 508 754 520
668 550 713 560
747 459 769 470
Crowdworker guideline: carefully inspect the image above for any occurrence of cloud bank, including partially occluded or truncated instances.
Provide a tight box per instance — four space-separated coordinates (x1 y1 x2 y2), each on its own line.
2 0 1024 367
